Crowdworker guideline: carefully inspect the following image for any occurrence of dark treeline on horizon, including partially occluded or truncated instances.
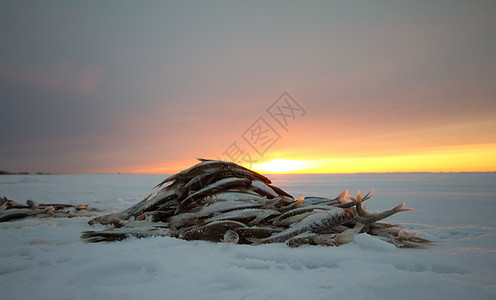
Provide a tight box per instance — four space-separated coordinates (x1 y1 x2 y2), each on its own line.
0 170 53 175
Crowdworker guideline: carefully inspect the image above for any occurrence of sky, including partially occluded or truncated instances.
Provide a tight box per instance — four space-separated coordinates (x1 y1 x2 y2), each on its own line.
1 0 495 174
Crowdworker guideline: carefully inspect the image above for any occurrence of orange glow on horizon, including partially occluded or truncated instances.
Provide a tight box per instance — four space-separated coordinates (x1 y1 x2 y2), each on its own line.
129 143 496 174
250 159 320 174
248 143 496 174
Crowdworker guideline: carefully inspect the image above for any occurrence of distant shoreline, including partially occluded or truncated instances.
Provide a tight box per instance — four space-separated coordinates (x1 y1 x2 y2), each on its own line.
0 171 55 175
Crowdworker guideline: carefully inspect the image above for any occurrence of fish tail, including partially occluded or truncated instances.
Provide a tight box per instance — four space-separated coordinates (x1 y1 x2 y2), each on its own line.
335 189 350 204
362 188 375 201
348 191 367 216
393 202 414 213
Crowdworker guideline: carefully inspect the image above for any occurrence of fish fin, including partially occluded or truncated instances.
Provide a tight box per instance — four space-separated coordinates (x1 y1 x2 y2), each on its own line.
348 191 368 216
394 202 414 212
347 193 356 203
197 158 214 162
362 188 375 201
348 192 361 205
403 231 418 239
335 189 350 204
153 179 170 189
263 196 280 208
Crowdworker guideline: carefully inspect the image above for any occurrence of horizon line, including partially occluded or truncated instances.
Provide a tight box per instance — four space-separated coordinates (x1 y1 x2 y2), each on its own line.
3 170 495 175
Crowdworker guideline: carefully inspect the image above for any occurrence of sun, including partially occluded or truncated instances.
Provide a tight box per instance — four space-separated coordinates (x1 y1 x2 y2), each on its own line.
249 159 318 173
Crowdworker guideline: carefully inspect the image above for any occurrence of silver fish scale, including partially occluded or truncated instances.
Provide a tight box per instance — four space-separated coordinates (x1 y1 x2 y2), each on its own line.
260 208 351 244
308 211 350 231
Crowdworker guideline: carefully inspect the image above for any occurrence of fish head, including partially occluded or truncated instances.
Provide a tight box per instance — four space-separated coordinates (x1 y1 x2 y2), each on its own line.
343 208 355 217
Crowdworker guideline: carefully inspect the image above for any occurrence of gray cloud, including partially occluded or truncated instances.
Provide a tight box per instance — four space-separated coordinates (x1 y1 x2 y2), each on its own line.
1 0 495 173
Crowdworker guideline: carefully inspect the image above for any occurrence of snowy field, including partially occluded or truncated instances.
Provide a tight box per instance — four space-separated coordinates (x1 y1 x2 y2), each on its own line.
1 173 495 300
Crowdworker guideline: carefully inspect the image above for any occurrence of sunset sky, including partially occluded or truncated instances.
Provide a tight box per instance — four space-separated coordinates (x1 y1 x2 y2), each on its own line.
1 1 495 174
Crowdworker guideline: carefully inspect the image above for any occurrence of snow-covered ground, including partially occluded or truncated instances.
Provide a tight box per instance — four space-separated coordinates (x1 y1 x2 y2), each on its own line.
1 173 495 300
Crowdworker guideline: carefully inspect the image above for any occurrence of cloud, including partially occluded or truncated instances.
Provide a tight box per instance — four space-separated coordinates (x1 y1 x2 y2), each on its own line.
0 61 101 93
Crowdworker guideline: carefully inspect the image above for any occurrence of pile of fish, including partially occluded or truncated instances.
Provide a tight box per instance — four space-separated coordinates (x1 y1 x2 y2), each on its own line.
0 196 95 222
83 159 432 248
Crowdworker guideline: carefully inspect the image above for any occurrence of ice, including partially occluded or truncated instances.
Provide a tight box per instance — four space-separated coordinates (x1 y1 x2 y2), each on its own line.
0 173 495 299
353 233 398 252
20 175 46 183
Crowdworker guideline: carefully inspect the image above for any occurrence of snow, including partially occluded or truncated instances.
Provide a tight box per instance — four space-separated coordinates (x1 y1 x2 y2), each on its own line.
1 173 495 299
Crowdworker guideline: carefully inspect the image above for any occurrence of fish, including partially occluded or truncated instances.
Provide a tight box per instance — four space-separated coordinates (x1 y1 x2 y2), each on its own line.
205 208 280 225
285 222 365 247
128 190 179 219
180 220 247 242
275 204 339 222
167 200 267 231
273 210 316 226
81 224 172 243
196 201 263 217
208 191 266 202
180 177 252 207
331 223 365 245
286 190 349 209
259 207 354 244
154 160 228 188
0 207 53 222
155 159 271 189
178 171 222 192
272 195 296 206
168 213 199 230
249 180 279 199
182 172 226 191
368 225 433 248
285 232 320 247
235 226 283 240
180 169 268 197
195 159 272 185
89 191 160 225
348 190 413 225
2 200 30 209
88 195 150 225
268 184 294 199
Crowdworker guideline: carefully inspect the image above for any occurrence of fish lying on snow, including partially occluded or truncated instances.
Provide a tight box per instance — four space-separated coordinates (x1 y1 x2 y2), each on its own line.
0 196 96 222
83 158 432 248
